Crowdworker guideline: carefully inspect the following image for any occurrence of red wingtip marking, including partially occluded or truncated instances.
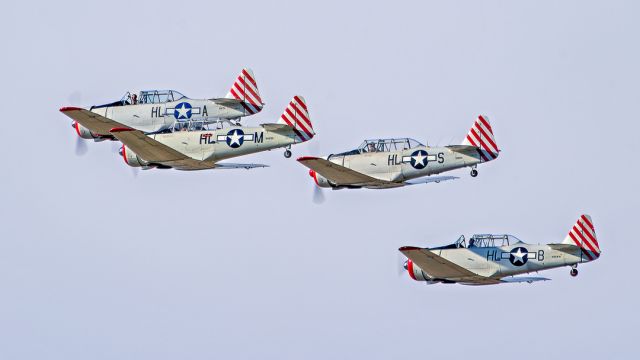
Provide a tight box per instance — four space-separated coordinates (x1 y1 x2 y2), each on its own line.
60 106 83 112
399 246 421 251
297 156 320 162
109 127 134 133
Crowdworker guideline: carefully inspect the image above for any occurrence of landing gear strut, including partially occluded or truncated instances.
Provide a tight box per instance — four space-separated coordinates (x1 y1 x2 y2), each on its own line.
470 167 478 177
570 264 578 277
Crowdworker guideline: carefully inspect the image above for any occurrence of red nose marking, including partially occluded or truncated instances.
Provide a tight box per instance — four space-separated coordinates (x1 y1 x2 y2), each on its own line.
407 259 417 280
121 146 129 166
309 170 319 186
73 122 81 137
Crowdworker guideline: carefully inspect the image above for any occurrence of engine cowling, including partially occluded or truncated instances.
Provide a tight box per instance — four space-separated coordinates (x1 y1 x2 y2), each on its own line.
404 259 433 282
119 145 152 168
73 121 98 139
309 170 333 188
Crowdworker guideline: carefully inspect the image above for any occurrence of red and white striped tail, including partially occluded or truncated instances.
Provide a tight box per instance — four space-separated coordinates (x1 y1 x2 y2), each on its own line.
225 68 263 115
461 115 499 162
278 95 314 142
562 214 601 261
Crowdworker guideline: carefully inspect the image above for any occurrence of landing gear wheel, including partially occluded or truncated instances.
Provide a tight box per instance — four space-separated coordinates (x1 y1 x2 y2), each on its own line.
570 268 578 277
470 169 478 177
284 150 292 158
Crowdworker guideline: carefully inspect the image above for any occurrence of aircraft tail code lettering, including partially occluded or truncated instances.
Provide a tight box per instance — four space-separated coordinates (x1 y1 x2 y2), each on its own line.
461 115 499 162
278 96 315 142
225 68 263 115
562 214 601 260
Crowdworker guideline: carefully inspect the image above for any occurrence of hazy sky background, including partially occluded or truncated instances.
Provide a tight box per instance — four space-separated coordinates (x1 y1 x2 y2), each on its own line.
1 1 638 358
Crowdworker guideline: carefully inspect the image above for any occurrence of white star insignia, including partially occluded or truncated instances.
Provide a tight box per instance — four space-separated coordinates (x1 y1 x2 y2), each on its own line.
176 103 190 119
228 130 243 146
512 248 526 263
412 152 426 166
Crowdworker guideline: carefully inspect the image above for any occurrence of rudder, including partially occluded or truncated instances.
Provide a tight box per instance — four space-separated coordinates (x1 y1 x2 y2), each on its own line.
461 115 499 162
562 214 601 260
277 95 314 142
225 68 263 115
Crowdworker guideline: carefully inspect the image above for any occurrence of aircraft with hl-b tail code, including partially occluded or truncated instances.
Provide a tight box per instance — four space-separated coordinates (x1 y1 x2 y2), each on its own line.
297 115 499 190
399 215 601 285
60 96 315 171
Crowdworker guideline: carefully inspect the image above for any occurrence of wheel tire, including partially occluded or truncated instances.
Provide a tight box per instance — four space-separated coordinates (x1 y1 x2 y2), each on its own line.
570 268 578 277
470 169 478 177
284 150 292 158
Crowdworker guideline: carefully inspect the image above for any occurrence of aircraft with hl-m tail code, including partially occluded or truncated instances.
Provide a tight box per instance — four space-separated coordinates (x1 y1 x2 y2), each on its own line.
60 96 314 171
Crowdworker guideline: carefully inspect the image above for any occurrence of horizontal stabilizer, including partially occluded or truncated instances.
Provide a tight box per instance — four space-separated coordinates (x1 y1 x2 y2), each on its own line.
214 162 268 170
500 276 550 284
405 176 458 185
261 123 293 132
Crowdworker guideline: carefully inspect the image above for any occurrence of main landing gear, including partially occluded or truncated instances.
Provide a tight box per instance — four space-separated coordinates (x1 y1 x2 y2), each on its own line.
570 264 578 277
284 146 292 158
470 167 478 177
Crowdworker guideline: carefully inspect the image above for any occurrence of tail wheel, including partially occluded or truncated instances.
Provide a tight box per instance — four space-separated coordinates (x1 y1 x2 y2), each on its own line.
284 149 292 158
470 169 478 177
570 268 578 277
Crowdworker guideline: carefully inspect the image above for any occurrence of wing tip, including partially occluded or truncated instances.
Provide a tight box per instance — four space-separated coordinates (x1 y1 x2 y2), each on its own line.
399 246 421 251
59 106 83 112
109 127 134 133
297 156 320 162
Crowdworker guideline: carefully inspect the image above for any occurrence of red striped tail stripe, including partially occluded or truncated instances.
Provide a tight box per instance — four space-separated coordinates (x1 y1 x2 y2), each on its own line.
278 96 314 142
563 214 600 260
226 68 263 115
461 115 499 162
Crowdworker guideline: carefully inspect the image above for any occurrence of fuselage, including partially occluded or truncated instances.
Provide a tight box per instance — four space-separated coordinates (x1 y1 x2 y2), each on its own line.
90 98 252 134
409 242 592 284
148 125 298 163
326 145 483 184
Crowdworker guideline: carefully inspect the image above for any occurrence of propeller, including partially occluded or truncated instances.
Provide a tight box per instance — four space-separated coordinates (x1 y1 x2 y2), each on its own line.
397 252 407 277
75 135 88 156
307 140 325 204
68 91 89 157
312 184 325 204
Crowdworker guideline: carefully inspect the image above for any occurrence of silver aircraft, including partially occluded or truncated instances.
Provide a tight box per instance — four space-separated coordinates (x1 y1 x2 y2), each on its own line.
400 215 601 285
62 68 263 142
297 116 499 189
60 96 315 170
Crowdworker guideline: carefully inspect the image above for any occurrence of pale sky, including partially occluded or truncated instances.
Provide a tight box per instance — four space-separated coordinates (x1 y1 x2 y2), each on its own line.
1 1 638 359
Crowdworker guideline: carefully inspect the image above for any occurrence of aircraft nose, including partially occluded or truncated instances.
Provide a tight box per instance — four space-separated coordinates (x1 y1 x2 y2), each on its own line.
308 169 315 178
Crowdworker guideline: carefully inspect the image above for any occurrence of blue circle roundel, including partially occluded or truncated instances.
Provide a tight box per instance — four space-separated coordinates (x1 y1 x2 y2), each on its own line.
173 102 193 120
226 129 245 148
410 150 429 169
509 247 529 266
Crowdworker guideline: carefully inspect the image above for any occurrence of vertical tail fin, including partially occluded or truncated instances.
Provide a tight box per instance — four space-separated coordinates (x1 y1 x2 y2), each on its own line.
277 95 315 142
562 214 601 260
461 115 499 162
225 68 263 115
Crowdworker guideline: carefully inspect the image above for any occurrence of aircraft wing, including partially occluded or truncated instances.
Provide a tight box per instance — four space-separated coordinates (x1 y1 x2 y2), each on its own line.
399 246 501 285
110 128 217 170
60 107 128 136
405 176 459 185
297 156 394 187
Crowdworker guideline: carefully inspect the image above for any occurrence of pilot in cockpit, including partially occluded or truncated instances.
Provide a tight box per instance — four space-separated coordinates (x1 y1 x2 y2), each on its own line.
468 238 475 247
131 93 138 105
367 143 377 153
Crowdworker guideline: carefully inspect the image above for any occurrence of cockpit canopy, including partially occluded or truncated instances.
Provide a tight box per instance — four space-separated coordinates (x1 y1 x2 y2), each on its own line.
123 90 187 104
358 138 424 153
450 234 523 249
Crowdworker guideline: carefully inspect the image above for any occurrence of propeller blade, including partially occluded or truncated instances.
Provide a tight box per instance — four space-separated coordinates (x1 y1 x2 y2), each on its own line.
312 185 325 204
75 137 88 156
